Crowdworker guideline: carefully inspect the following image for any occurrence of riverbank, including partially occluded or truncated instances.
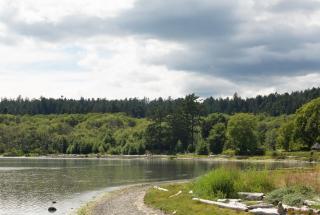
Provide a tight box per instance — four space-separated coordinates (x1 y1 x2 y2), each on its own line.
1 151 319 163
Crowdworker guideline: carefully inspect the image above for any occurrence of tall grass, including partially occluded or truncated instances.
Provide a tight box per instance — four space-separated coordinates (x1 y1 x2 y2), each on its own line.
193 168 275 199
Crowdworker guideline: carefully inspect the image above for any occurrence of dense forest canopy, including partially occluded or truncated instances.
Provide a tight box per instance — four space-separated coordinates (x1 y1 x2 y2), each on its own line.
0 93 319 156
0 87 319 117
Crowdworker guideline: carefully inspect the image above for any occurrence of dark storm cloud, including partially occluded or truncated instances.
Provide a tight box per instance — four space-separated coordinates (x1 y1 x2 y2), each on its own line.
3 0 320 82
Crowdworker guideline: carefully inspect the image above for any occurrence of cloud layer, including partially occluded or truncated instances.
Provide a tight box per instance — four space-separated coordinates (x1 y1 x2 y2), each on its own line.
0 0 319 99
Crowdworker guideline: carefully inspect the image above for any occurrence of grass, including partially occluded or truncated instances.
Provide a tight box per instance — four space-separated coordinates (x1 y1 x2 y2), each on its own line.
145 167 320 214
144 184 248 215
193 168 275 199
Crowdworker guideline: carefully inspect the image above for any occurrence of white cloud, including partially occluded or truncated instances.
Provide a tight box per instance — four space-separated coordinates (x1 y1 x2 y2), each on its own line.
0 0 319 99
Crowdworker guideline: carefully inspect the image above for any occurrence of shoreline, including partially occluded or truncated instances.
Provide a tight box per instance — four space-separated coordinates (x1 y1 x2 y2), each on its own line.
0 154 318 164
75 180 189 215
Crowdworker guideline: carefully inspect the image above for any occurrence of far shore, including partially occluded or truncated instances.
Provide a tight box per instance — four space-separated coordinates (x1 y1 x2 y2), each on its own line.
0 153 318 163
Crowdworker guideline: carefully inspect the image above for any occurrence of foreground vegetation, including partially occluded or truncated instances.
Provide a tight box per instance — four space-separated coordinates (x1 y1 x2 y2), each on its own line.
145 167 320 215
0 93 319 157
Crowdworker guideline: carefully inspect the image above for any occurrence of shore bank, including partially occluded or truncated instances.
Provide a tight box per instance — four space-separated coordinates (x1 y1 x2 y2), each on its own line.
0 152 319 163
75 181 188 215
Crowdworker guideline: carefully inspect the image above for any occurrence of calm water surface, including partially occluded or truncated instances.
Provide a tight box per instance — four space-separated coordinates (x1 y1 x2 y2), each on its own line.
0 158 313 215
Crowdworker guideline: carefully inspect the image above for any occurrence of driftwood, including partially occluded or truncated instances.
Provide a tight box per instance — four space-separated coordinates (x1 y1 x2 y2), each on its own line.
153 186 168 192
169 190 182 198
192 198 248 211
249 208 279 215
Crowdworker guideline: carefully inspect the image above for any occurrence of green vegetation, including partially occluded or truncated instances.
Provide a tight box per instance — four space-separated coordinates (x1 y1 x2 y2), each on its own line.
0 113 149 156
266 186 316 207
193 168 274 199
0 93 319 157
1 87 319 116
144 184 248 215
145 167 320 214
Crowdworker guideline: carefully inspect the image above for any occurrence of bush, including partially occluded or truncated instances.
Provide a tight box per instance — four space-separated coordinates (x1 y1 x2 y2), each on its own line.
266 186 316 206
187 144 195 153
196 140 209 155
194 168 275 200
194 168 239 199
222 149 235 156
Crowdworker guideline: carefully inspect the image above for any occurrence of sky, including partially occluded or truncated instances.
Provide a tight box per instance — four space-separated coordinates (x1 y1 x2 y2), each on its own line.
0 0 320 99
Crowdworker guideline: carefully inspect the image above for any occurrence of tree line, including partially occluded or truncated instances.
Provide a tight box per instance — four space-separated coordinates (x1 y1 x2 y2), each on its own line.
0 87 319 117
0 95 319 156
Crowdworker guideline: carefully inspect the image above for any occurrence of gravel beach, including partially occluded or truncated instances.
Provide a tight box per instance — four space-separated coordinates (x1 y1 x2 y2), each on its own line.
79 184 165 215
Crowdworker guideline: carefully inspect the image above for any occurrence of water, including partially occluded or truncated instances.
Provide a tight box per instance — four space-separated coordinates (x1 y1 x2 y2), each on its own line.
0 158 313 215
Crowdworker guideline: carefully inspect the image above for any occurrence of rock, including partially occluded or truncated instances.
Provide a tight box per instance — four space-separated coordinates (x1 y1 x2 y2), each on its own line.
304 200 319 206
48 207 57 213
188 190 193 194
249 208 279 215
238 192 264 201
277 202 286 215
52 201 57 204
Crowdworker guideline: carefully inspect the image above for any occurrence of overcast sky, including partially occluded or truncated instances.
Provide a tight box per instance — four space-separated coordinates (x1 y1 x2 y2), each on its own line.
0 0 319 99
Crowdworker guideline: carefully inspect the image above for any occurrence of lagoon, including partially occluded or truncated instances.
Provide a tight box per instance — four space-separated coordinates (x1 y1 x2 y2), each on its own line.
0 158 313 215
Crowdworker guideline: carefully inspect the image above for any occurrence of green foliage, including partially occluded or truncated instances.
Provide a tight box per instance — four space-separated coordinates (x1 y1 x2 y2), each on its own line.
196 139 209 155
201 113 227 139
227 113 259 155
194 168 238 199
0 94 318 156
266 186 316 207
0 113 149 155
235 170 275 193
207 123 226 154
277 120 294 151
265 128 278 151
194 168 274 200
294 97 320 149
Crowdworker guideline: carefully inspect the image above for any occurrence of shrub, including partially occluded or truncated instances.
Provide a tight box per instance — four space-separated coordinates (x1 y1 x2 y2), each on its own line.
266 186 316 206
194 168 275 200
222 149 235 156
196 140 209 155
282 193 305 207
194 168 239 199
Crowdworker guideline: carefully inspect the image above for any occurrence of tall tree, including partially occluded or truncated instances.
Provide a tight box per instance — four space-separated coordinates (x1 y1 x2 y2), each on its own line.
227 113 259 155
294 97 320 149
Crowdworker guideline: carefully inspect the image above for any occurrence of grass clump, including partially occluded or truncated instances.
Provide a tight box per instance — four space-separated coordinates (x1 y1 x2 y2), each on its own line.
193 168 274 200
266 186 316 207
235 169 275 193
193 168 238 199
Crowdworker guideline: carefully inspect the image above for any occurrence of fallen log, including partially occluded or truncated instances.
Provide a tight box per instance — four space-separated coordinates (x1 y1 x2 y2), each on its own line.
169 190 182 198
153 186 168 192
192 198 248 211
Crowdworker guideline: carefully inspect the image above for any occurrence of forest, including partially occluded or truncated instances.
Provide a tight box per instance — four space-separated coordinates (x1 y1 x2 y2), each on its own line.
0 87 319 117
0 89 319 156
